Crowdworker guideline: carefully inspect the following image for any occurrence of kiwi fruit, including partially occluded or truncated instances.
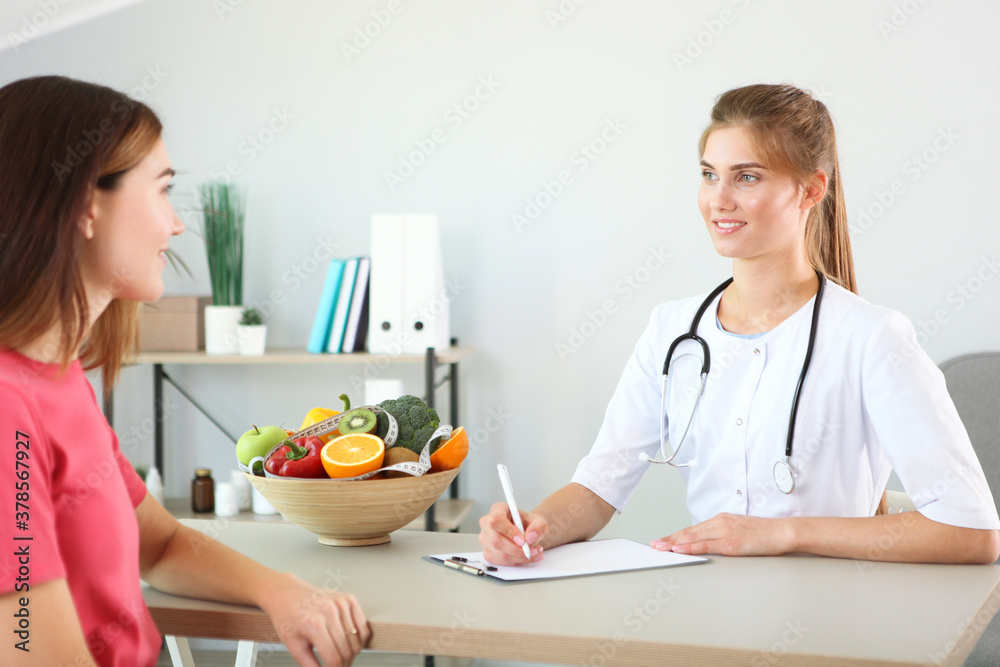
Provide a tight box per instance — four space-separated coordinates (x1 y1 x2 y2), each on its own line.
383 447 419 478
337 407 378 435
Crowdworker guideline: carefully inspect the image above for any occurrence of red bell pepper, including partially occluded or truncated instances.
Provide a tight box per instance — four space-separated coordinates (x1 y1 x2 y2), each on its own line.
264 437 327 478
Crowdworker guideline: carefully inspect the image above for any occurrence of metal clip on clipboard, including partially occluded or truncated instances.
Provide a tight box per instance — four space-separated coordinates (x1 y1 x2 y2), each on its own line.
444 557 497 576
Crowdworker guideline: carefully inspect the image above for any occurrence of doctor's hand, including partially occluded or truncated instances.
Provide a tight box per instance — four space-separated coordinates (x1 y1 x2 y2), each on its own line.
651 513 794 557
478 502 546 566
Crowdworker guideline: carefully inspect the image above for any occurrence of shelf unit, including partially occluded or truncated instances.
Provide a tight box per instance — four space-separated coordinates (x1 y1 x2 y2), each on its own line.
114 344 474 532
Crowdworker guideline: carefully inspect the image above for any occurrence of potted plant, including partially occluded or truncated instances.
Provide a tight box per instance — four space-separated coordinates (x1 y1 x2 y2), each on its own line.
200 182 246 354
236 307 267 355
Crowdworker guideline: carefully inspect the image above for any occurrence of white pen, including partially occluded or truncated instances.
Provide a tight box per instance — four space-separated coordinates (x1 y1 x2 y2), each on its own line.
497 463 532 560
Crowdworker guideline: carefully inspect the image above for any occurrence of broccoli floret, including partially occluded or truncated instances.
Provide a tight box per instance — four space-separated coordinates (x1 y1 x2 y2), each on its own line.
376 395 440 454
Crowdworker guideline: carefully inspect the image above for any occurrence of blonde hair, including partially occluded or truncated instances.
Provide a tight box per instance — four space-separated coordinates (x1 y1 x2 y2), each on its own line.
0 76 163 392
699 84 857 294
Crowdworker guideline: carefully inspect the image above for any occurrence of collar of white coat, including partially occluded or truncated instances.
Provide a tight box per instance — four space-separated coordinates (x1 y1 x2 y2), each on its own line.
658 278 867 375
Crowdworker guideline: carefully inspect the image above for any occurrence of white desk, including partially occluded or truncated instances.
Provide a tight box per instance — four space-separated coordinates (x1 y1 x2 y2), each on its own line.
142 520 1000 666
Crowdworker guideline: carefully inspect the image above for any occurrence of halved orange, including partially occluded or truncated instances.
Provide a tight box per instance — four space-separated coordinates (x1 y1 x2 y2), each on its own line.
321 433 385 479
429 426 469 473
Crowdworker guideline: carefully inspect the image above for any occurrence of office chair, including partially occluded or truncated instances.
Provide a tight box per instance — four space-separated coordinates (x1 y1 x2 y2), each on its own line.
937 352 1000 667
940 353 1000 513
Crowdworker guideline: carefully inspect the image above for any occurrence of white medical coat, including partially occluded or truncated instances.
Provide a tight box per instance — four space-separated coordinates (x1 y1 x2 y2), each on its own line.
571 281 1000 530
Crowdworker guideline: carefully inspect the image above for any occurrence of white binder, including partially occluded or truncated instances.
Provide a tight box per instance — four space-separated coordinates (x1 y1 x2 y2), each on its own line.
369 214 450 355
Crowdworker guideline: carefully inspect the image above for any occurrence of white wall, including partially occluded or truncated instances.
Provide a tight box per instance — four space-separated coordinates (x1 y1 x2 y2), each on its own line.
3 0 999 582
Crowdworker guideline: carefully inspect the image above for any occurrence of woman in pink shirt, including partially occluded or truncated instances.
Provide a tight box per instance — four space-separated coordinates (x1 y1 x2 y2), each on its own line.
0 76 369 667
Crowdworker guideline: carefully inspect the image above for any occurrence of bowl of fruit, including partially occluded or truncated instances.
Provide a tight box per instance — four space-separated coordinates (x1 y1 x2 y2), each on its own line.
236 395 469 546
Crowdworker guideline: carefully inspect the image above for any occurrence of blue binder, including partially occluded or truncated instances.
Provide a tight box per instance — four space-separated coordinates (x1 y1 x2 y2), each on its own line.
307 259 345 354
326 258 359 353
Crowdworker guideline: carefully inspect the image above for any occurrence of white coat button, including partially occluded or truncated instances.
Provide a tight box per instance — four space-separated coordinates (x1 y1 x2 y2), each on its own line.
736 418 743 426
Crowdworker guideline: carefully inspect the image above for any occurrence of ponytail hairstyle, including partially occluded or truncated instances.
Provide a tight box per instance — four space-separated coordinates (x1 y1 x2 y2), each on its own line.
0 76 163 391
698 84 857 294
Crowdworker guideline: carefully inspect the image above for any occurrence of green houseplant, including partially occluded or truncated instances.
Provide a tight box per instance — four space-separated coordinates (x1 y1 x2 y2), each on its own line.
236 307 267 355
200 182 246 354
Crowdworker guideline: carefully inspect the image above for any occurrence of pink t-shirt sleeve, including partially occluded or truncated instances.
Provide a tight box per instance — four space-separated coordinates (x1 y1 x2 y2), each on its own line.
0 383 67 591
112 433 148 509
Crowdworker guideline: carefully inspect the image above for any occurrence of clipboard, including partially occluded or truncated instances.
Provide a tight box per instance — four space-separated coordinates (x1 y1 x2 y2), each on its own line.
427 537 709 583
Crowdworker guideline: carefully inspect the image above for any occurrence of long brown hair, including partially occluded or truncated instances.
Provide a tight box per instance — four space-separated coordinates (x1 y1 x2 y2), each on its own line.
698 83 857 294
0 76 163 391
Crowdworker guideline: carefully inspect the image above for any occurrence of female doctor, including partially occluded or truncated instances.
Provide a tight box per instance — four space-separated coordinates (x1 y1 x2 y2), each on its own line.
479 83 1000 565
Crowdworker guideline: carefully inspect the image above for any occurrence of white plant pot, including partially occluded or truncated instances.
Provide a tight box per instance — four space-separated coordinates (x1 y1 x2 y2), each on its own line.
236 324 267 355
204 305 243 355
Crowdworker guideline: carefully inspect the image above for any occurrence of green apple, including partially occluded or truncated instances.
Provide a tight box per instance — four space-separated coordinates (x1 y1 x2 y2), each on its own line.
236 425 288 473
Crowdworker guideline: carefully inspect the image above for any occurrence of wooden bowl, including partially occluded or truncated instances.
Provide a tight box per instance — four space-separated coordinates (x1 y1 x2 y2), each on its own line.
245 466 461 546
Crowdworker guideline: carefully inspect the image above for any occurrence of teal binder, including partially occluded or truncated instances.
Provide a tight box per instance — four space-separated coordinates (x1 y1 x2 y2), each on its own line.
326 258 359 353
307 259 345 354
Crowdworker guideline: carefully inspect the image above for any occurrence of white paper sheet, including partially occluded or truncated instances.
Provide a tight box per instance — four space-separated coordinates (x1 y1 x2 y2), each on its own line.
429 537 708 581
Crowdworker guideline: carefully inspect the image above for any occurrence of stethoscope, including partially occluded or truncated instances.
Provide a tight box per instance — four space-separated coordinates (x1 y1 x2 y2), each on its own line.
640 269 826 494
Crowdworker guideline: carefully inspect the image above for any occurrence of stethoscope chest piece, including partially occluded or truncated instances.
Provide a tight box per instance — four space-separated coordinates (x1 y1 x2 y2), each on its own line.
773 459 795 494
